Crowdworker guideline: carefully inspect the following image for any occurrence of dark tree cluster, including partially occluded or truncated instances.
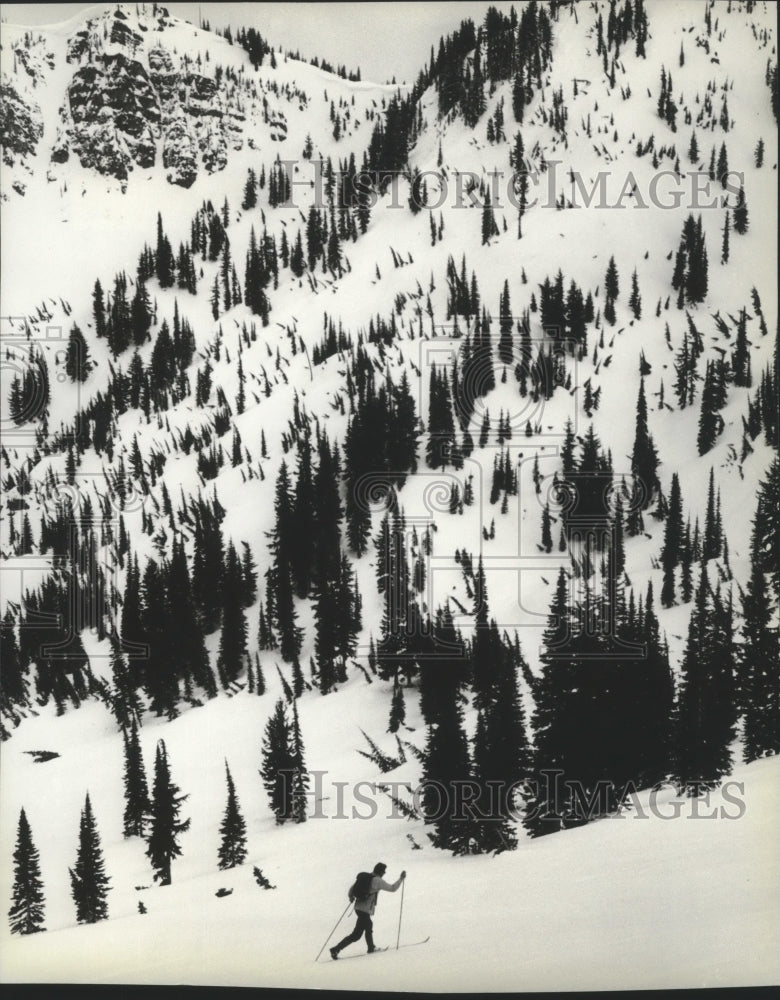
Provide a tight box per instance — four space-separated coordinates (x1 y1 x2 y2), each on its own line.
671 215 709 307
526 564 673 835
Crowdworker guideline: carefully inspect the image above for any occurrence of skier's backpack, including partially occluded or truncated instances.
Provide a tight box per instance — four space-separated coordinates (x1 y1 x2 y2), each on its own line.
348 871 374 903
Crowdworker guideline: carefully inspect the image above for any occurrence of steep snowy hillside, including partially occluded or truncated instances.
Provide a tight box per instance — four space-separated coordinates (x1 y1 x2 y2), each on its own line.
1 0 778 991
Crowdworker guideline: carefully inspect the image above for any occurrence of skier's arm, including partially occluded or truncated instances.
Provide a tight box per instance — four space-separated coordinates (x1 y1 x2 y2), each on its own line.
377 870 406 893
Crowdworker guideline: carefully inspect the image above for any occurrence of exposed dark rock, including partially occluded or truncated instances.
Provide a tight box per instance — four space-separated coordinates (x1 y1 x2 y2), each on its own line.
17 6 256 188
110 17 143 53
163 118 197 187
148 46 178 103
0 82 43 159
71 120 130 179
66 29 90 63
67 53 161 175
201 127 227 174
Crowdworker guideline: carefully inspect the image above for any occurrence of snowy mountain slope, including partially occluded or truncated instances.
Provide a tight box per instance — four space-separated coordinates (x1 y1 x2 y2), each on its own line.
1 693 778 991
1 0 778 989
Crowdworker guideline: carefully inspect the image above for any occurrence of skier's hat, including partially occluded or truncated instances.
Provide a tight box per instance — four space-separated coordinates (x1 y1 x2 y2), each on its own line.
373 862 387 875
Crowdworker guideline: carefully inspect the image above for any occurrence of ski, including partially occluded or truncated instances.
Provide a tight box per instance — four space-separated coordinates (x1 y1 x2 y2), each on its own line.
327 948 388 962
326 938 429 962
398 936 430 949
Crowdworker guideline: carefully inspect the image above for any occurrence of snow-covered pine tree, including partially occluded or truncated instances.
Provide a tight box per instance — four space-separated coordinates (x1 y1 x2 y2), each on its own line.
168 538 216 699
419 608 476 852
260 698 308 823
155 213 176 288
65 324 90 382
673 568 737 795
8 808 46 935
290 699 309 823
146 740 190 885
630 376 659 507
69 792 110 924
218 761 248 869
660 473 684 607
732 308 752 387
123 716 150 837
290 432 315 597
740 491 780 760
733 184 749 234
217 540 250 688
388 677 406 733
629 269 642 319
472 624 528 851
268 461 303 663
494 280 511 367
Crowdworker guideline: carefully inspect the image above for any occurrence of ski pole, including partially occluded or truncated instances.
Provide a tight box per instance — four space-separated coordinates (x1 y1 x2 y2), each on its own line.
396 876 405 950
315 900 353 963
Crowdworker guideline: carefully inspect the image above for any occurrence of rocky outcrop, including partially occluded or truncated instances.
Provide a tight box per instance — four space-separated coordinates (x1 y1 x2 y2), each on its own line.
148 47 178 103
0 82 43 164
71 120 132 180
163 117 198 187
8 4 256 190
200 126 228 174
66 53 161 175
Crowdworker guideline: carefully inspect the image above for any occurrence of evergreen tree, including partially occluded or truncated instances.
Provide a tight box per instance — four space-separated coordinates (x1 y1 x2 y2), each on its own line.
732 308 751 387
633 582 675 788
69 793 110 924
697 362 720 455
753 457 780 594
140 557 179 718
217 540 249 687
717 141 729 187
107 272 132 357
8 809 46 935
122 717 150 837
733 185 749 234
541 502 553 553
426 365 458 469
131 281 152 346
631 376 659 506
420 608 477 852
242 168 257 210
218 761 248 869
481 189 498 245
260 698 308 824
155 213 176 288
702 467 722 561
291 434 315 598
605 255 619 301
65 324 90 382
146 740 190 885
1 609 25 710
721 210 730 264
674 569 736 794
92 279 106 339
741 504 780 760
629 269 642 319
388 678 406 733
168 538 216 699
472 628 528 849
660 473 684 608
289 699 309 823
268 462 302 663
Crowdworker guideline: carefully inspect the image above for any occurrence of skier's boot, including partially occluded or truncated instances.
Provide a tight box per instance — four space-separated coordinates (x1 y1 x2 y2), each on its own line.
330 948 339 961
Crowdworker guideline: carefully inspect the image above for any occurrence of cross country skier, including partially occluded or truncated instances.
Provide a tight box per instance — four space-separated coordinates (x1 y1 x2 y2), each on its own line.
330 863 405 958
